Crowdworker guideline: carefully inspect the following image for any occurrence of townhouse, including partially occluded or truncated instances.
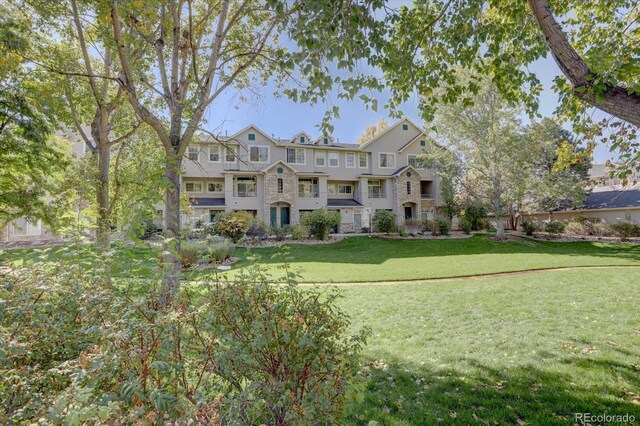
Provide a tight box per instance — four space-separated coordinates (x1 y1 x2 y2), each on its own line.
175 118 443 233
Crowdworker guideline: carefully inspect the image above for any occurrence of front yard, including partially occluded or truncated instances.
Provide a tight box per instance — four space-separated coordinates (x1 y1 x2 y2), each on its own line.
1 234 639 283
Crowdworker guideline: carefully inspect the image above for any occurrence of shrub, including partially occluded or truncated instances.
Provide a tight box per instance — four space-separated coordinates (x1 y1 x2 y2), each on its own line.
564 221 585 235
520 219 537 236
398 227 408 237
433 219 450 236
301 209 341 240
189 221 216 240
571 215 602 225
215 211 253 243
246 218 268 241
207 239 235 263
459 216 472 234
421 219 435 233
291 225 306 240
372 210 396 234
544 221 565 235
405 219 421 235
140 219 159 239
464 204 488 230
610 221 640 238
271 226 286 241
590 222 613 237
361 226 369 233
180 242 208 268
1 250 367 425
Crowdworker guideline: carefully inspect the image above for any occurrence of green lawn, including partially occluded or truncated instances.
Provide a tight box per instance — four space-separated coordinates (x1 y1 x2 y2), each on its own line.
1 235 640 283
339 268 640 425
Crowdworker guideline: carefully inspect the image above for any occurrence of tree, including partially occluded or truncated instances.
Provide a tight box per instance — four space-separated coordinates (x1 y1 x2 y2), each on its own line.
0 3 71 228
527 118 590 220
357 118 389 144
431 71 535 238
106 0 384 302
379 0 640 168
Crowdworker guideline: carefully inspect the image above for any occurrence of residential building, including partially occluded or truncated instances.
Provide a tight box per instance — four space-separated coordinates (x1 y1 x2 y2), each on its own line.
176 118 442 232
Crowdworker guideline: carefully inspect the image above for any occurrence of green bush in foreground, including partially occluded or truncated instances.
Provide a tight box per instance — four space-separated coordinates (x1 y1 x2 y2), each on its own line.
520 219 537 236
610 221 640 238
459 216 472 234
544 221 566 235
301 209 341 240
0 250 366 424
215 211 253 243
372 210 396 234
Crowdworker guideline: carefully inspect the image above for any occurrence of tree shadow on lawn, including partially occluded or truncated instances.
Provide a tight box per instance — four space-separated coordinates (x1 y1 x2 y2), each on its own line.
344 353 640 425
236 235 640 266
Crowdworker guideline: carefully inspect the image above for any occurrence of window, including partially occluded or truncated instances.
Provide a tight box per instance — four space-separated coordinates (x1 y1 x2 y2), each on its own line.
368 179 385 198
408 155 422 169
208 182 223 192
346 152 356 168
328 152 339 167
277 178 284 194
300 136 305 143
420 139 426 147
379 153 395 168
338 184 352 194
327 183 336 194
359 152 368 168
406 181 412 195
315 151 326 166
248 133 256 141
225 146 237 162
323 137 329 144
249 146 269 162
185 182 203 192
402 124 409 130
298 178 319 198
209 146 220 162
187 146 199 160
234 176 257 197
11 218 41 236
286 148 305 164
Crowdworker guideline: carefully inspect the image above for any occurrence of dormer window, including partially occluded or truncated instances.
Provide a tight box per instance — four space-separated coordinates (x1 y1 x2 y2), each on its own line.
300 136 305 143
248 133 256 141
323 137 329 144
402 124 409 130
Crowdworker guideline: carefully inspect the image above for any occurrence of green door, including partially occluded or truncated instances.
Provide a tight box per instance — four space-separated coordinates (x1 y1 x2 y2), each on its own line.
280 206 290 227
270 207 277 227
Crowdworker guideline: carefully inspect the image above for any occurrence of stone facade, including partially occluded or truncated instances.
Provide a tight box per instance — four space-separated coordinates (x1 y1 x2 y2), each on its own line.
263 163 299 226
393 168 423 224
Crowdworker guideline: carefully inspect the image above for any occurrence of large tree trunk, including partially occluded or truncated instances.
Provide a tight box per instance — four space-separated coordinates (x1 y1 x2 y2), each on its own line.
91 111 111 255
160 153 182 306
492 177 505 238
527 0 640 126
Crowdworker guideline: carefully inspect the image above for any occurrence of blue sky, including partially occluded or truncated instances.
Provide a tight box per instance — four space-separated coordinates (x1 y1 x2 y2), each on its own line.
205 54 613 163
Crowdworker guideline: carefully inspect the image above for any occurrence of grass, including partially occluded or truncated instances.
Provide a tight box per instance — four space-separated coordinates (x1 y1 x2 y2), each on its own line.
338 269 640 425
1 235 640 283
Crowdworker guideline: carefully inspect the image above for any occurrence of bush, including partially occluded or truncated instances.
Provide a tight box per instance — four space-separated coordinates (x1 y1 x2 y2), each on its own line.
433 219 450 236
140 219 159 239
291 225 306 240
464 204 488 230
301 209 341 240
1 250 366 424
215 211 253 243
459 216 472 234
520 219 537 236
564 221 585 235
246 218 268 241
180 241 208 268
421 219 435 233
610 222 640 238
207 238 235 263
271 226 286 241
405 219 421 235
189 221 216 240
571 215 602 225
372 210 396 234
544 221 566 235
398 227 408 237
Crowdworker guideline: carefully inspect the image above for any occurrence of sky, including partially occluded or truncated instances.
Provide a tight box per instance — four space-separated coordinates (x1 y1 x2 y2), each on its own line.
205 54 614 163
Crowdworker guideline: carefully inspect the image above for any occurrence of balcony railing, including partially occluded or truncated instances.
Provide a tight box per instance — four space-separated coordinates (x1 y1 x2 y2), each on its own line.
421 192 433 199
368 191 386 199
298 191 319 198
234 190 257 197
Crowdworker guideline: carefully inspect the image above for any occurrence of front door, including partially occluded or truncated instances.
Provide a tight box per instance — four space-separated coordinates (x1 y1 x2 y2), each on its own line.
280 206 290 227
270 207 277 228
404 206 413 219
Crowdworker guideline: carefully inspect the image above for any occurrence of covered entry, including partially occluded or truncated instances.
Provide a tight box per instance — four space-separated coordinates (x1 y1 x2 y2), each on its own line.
270 202 291 227
403 202 417 220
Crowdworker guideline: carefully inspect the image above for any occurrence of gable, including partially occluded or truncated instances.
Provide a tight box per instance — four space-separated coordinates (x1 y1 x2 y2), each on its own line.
229 125 278 145
359 118 424 152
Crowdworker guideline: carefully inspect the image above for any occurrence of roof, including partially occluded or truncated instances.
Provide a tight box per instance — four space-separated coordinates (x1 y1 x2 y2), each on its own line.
326 198 363 207
359 117 425 149
582 188 640 210
190 197 225 207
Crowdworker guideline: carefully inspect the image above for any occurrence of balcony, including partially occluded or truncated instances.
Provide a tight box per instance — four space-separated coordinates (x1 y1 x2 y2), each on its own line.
421 192 433 199
298 191 319 198
368 191 386 199
234 189 257 197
